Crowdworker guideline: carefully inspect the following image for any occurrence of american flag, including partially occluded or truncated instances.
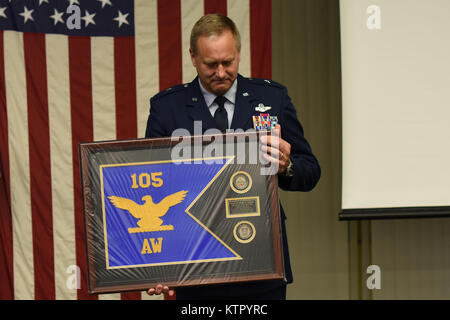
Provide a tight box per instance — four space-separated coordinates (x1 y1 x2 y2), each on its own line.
0 0 272 300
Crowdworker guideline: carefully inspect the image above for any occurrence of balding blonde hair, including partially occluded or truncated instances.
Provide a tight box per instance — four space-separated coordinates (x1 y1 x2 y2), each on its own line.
190 14 241 56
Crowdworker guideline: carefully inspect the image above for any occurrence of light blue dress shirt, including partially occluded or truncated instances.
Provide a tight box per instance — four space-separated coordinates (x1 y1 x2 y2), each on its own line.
198 78 237 129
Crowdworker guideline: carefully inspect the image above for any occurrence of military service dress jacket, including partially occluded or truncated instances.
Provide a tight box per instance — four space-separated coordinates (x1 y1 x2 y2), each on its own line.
145 74 321 299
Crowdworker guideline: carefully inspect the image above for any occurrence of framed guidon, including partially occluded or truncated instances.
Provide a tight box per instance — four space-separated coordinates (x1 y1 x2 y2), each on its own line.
79 132 284 294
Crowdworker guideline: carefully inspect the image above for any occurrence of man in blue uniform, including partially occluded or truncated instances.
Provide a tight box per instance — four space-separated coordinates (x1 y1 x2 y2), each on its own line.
146 14 320 300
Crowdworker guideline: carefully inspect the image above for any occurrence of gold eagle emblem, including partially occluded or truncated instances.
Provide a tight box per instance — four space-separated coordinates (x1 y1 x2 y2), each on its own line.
108 190 188 233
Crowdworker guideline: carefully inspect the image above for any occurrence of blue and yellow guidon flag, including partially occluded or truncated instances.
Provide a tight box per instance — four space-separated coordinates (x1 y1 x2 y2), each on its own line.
100 157 241 269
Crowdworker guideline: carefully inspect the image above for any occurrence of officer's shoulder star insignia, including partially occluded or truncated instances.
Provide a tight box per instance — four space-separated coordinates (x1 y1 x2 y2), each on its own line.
247 78 284 89
153 83 188 100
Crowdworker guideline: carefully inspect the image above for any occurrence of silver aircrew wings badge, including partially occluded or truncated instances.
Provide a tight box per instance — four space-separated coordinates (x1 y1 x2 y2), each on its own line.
255 103 271 112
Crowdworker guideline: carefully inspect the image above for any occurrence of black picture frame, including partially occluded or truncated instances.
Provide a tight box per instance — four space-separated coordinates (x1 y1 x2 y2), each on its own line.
79 132 284 294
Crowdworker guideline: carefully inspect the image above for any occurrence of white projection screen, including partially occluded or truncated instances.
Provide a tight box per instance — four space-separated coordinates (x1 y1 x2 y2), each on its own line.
340 0 450 219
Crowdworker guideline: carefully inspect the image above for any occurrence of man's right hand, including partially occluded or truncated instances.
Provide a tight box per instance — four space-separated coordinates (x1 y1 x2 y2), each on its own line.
147 284 175 297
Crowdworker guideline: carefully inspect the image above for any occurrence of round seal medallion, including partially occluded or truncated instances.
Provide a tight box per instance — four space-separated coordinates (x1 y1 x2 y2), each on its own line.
233 221 256 243
230 171 252 194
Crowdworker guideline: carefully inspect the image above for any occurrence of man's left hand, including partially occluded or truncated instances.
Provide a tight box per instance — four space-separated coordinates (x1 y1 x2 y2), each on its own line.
260 124 292 174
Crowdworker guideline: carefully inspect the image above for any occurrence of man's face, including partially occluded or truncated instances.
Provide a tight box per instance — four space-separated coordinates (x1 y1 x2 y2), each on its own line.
190 30 241 96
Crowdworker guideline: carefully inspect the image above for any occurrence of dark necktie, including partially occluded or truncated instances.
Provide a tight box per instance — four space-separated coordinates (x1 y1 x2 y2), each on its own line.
214 96 228 133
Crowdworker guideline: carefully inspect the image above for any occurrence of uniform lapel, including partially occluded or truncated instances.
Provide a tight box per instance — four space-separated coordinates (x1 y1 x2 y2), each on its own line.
185 77 216 132
230 75 259 130
185 75 259 132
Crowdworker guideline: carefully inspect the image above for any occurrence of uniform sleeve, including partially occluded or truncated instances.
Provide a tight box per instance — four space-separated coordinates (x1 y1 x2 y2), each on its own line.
277 86 321 191
145 97 169 138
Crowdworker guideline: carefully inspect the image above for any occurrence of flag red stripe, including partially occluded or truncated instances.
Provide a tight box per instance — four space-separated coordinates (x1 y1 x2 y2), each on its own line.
250 0 272 79
68 36 97 300
0 30 14 300
23 33 55 300
114 37 141 300
114 37 138 141
0 3 272 300
157 0 182 91
157 1 182 299
204 0 227 15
